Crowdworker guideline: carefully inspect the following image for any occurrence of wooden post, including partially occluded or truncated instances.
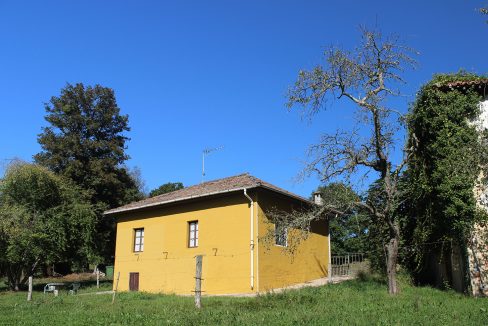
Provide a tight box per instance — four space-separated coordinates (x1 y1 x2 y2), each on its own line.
96 267 100 289
112 272 120 304
195 255 202 309
27 276 33 301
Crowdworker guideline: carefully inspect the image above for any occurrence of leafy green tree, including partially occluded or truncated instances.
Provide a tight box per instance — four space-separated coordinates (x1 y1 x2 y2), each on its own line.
314 182 389 270
149 182 184 197
0 163 96 290
315 184 370 256
362 179 402 273
34 83 142 261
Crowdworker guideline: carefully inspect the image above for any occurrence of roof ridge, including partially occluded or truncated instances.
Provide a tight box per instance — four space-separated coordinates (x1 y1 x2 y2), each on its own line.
137 172 254 202
199 172 251 186
153 173 249 194
247 174 263 186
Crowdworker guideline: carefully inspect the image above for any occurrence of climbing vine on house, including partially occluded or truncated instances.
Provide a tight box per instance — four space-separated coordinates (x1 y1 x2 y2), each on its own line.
405 72 488 290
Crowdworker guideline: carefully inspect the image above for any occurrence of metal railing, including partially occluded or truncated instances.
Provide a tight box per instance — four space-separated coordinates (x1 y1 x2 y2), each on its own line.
331 253 365 277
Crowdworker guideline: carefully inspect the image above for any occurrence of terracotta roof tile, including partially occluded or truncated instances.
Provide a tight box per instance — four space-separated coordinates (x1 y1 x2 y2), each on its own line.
104 173 311 215
433 79 488 92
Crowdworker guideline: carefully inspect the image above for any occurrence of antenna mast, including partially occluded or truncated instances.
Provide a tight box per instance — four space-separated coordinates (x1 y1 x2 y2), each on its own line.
202 146 223 183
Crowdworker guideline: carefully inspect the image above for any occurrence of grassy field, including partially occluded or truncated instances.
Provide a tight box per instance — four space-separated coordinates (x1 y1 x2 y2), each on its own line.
0 276 487 325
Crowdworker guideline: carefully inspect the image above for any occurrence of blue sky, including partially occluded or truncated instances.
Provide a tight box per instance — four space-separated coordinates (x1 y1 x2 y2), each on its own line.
0 1 487 197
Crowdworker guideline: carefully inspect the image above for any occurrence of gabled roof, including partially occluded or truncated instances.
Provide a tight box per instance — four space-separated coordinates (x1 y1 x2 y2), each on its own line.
104 173 312 215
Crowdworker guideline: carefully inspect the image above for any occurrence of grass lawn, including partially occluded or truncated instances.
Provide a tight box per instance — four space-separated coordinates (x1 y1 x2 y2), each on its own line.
0 276 486 325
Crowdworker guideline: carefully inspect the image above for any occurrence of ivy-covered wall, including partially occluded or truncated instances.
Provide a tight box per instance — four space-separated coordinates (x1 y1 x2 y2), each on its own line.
404 72 488 293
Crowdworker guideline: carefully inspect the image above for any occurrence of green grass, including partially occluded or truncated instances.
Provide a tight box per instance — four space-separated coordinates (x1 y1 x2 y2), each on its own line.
0 276 486 325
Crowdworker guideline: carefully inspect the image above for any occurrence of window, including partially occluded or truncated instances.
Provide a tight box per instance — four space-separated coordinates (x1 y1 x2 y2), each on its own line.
134 228 144 252
188 221 198 248
275 223 287 247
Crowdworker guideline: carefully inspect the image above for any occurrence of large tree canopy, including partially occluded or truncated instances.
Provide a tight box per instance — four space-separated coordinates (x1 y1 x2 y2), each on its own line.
34 83 140 208
0 163 96 290
34 83 143 261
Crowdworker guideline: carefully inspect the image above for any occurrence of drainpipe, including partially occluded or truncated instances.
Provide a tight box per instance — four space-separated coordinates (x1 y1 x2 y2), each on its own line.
256 194 259 292
243 189 254 290
329 218 333 283
328 214 337 282
315 191 332 282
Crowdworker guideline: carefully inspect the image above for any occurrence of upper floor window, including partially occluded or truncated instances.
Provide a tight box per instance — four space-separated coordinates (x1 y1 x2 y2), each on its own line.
188 221 198 248
275 223 287 247
134 228 144 252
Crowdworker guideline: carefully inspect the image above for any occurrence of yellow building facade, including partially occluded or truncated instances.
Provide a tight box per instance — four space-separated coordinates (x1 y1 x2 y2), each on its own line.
106 174 329 295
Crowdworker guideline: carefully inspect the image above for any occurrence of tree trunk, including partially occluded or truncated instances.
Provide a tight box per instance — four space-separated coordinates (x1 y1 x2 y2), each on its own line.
7 266 22 291
7 261 39 291
8 273 20 291
386 235 399 295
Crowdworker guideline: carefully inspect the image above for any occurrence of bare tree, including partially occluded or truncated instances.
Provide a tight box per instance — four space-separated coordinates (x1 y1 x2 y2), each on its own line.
286 27 417 295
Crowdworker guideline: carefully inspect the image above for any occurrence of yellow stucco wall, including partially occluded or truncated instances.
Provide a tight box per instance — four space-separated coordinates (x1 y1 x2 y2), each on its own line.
257 191 329 292
112 189 328 295
113 193 255 295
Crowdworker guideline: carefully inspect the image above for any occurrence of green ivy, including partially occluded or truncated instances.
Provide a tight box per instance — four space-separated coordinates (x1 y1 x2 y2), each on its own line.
404 72 488 289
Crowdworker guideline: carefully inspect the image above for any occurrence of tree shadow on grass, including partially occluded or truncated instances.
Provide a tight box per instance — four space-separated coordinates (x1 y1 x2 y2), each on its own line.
339 272 387 291
25 279 113 293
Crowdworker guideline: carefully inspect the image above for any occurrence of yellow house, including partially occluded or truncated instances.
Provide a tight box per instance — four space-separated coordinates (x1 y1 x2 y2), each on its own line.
105 173 330 295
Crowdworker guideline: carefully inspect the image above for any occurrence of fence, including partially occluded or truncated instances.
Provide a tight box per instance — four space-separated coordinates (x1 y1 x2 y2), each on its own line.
331 253 366 277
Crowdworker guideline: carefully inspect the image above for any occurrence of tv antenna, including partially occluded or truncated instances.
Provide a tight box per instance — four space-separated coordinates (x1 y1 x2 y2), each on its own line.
202 146 223 183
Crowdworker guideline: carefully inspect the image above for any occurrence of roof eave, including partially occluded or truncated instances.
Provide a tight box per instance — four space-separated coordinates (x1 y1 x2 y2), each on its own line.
104 186 257 216
104 185 312 216
258 184 313 205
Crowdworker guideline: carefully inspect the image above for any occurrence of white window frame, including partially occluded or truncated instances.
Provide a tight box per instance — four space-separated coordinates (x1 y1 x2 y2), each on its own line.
188 221 199 248
133 228 144 252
